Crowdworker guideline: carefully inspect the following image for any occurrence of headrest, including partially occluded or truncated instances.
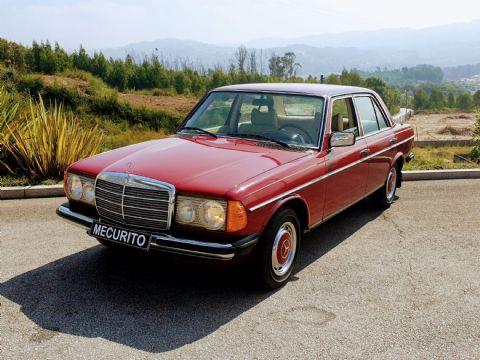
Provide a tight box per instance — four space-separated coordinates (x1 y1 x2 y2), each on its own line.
251 108 278 127
332 113 343 132
252 97 273 108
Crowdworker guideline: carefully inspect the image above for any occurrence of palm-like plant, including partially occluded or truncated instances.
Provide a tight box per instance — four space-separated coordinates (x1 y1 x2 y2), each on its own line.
1 95 102 179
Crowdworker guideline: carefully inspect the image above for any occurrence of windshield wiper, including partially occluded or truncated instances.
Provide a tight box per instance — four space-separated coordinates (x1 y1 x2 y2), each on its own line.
178 126 218 138
226 133 291 149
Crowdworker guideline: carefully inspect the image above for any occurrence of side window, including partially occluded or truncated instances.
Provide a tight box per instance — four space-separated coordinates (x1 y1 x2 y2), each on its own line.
373 101 389 129
330 98 359 136
355 97 379 135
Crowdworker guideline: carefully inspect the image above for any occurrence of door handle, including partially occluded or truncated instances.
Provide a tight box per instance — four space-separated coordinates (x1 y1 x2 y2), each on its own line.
390 137 398 144
359 149 370 156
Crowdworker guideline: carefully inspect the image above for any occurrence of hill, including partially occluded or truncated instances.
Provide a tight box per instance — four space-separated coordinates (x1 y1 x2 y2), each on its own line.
99 20 480 75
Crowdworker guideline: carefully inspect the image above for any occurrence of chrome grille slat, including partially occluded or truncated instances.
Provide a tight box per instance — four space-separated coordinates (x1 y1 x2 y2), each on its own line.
96 179 123 192
94 172 175 231
124 208 168 219
123 204 168 213
124 187 170 199
123 198 169 210
123 194 169 202
97 205 123 217
96 198 122 213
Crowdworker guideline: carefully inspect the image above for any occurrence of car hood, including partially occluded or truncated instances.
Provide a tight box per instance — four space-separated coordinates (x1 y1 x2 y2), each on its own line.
71 135 310 197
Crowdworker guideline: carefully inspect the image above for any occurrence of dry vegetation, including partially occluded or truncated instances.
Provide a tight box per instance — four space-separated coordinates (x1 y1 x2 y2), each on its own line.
407 112 477 141
118 92 197 115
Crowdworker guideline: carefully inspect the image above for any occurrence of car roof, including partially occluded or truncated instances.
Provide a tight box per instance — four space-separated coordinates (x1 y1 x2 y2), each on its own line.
213 83 375 97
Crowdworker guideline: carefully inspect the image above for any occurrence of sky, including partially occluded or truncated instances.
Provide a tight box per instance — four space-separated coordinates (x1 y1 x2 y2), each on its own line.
1 0 480 49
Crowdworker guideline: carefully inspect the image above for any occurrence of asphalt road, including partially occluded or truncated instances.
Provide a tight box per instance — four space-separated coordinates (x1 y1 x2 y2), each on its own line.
1 179 479 359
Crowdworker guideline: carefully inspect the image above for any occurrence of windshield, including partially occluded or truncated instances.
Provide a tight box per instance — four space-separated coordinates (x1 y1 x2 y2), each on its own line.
181 91 325 148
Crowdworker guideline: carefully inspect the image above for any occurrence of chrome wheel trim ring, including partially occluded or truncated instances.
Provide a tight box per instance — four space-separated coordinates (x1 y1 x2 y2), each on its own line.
386 167 397 202
271 221 297 277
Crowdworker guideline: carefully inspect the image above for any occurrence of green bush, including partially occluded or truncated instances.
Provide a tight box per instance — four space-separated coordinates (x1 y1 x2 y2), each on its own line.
470 115 480 163
88 94 182 131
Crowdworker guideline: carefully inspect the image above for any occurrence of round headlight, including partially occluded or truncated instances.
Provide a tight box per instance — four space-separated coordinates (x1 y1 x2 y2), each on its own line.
201 200 226 230
83 182 95 204
68 175 83 200
177 200 196 223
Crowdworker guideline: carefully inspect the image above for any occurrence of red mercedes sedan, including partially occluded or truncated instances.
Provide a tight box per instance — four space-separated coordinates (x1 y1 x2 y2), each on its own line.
57 83 414 289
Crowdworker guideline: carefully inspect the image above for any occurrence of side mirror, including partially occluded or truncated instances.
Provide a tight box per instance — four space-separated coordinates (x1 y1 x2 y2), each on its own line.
330 132 355 148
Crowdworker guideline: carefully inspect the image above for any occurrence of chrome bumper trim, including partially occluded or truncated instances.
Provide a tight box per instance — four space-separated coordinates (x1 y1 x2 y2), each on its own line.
56 203 257 260
406 152 415 163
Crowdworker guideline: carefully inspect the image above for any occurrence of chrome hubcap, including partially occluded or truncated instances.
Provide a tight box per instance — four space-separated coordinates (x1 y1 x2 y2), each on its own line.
271 222 297 277
386 167 397 202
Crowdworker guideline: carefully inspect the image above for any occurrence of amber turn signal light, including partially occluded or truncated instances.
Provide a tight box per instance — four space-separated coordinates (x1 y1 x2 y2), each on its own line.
226 200 248 232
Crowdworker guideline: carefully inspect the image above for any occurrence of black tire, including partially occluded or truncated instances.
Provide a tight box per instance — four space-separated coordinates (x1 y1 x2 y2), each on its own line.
255 208 302 290
371 165 399 209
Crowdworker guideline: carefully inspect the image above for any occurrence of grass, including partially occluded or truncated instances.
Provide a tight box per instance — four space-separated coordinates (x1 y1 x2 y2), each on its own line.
0 174 60 187
404 146 479 170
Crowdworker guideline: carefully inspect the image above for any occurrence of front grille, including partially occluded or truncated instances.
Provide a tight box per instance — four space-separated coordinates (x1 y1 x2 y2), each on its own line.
95 173 175 231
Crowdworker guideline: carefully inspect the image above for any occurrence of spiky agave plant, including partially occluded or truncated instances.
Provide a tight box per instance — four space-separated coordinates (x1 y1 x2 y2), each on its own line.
0 88 20 166
2 96 102 179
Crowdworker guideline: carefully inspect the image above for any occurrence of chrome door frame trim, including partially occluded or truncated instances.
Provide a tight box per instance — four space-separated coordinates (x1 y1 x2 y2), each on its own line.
248 134 414 211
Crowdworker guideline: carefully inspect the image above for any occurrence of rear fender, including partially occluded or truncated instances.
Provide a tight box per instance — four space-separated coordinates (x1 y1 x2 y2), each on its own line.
390 152 405 187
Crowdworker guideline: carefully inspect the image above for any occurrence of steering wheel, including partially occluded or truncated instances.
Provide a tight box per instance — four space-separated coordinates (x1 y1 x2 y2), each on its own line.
278 124 314 145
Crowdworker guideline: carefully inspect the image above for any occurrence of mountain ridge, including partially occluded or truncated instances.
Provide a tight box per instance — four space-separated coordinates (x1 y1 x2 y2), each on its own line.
97 20 480 75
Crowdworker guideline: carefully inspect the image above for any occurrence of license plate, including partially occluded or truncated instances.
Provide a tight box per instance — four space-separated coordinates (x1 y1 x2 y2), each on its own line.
89 221 152 250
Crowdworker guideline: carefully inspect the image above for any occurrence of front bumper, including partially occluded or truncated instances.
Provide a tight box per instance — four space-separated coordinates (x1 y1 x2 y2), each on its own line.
57 203 258 260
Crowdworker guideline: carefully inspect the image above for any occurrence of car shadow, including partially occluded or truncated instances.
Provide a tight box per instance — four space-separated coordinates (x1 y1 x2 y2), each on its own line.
0 200 384 353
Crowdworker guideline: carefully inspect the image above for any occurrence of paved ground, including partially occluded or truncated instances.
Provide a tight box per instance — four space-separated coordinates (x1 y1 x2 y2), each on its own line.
1 180 479 359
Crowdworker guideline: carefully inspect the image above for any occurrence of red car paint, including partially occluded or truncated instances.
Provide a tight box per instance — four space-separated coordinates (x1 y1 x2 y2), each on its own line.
68 84 414 239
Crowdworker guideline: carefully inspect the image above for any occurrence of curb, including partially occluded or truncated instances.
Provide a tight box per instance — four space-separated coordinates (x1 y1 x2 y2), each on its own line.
403 169 480 181
1 170 480 199
0 184 64 200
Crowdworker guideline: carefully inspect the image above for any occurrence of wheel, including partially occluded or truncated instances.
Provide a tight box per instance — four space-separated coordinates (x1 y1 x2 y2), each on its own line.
255 208 301 290
372 165 398 209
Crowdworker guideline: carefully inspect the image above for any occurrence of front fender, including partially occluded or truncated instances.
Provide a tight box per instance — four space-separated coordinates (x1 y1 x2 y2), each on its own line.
257 194 310 232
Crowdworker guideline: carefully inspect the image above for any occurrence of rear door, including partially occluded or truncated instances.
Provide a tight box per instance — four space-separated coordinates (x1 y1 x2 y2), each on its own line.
354 96 395 195
323 96 369 219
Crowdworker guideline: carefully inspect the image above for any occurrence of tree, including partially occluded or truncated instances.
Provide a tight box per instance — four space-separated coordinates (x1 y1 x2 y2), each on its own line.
268 52 300 79
282 52 301 78
429 90 445 109
91 52 108 78
173 72 191 94
456 92 473 110
473 90 480 107
234 46 248 73
447 91 456 108
248 49 257 74
268 53 284 78
414 88 429 109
